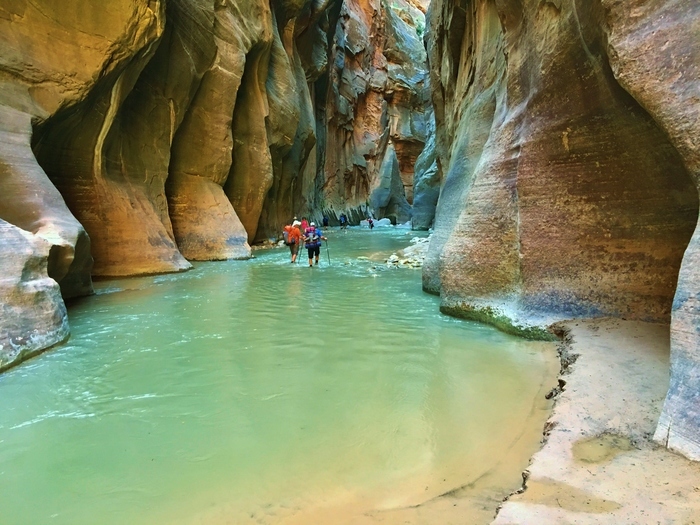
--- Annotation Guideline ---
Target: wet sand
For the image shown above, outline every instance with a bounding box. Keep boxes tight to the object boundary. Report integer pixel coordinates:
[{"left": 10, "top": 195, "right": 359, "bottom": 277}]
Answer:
[
  {"left": 181, "top": 343, "right": 560, "bottom": 525},
  {"left": 495, "top": 318, "right": 700, "bottom": 524}
]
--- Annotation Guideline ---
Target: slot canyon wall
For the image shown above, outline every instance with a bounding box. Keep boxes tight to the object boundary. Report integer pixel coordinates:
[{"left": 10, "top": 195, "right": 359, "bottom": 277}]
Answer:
[
  {"left": 313, "top": 0, "right": 433, "bottom": 226},
  {"left": 0, "top": 0, "right": 434, "bottom": 369},
  {"left": 424, "top": 0, "right": 700, "bottom": 459}
]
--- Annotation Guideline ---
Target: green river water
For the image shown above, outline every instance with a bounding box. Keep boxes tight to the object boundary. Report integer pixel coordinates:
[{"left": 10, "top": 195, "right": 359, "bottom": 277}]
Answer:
[{"left": 0, "top": 228, "right": 556, "bottom": 524}]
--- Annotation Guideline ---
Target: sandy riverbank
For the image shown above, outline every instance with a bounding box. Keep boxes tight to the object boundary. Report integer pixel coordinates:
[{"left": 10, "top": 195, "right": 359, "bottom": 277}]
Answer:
[{"left": 495, "top": 318, "right": 700, "bottom": 524}]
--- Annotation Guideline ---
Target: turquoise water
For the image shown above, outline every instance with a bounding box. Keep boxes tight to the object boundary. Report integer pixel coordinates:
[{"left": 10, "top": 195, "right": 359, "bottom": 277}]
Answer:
[{"left": 0, "top": 228, "right": 556, "bottom": 524}]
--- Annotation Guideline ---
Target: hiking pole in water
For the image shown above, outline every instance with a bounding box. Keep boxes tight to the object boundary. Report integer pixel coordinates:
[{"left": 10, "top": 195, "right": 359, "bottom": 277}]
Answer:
[{"left": 325, "top": 239, "right": 331, "bottom": 265}]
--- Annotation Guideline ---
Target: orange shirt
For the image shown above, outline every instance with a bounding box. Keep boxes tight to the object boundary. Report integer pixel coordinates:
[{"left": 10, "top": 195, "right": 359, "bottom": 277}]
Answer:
[{"left": 286, "top": 226, "right": 301, "bottom": 244}]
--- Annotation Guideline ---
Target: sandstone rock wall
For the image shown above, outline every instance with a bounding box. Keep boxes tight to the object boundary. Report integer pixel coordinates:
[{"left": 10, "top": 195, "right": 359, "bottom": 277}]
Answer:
[
  {"left": 316, "top": 0, "right": 432, "bottom": 224},
  {"left": 0, "top": 0, "right": 165, "bottom": 366},
  {"left": 0, "top": 220, "right": 69, "bottom": 371},
  {"left": 600, "top": 0, "right": 700, "bottom": 462},
  {"left": 411, "top": 106, "right": 439, "bottom": 230},
  {"left": 32, "top": 0, "right": 276, "bottom": 272},
  {"left": 425, "top": 0, "right": 700, "bottom": 458}
]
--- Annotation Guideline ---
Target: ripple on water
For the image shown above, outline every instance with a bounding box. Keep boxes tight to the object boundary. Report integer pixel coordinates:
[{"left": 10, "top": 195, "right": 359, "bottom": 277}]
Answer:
[{"left": 0, "top": 229, "right": 558, "bottom": 525}]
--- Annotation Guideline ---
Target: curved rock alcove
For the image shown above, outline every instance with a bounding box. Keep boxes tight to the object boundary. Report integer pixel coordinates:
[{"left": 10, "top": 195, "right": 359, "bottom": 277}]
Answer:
[{"left": 425, "top": 0, "right": 700, "bottom": 460}]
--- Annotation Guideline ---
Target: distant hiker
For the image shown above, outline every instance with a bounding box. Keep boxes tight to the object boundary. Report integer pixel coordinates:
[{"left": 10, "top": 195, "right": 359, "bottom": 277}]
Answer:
[
  {"left": 301, "top": 216, "right": 309, "bottom": 231},
  {"left": 304, "top": 222, "right": 327, "bottom": 267},
  {"left": 283, "top": 220, "right": 302, "bottom": 263},
  {"left": 323, "top": 215, "right": 329, "bottom": 227},
  {"left": 339, "top": 213, "right": 348, "bottom": 230},
  {"left": 367, "top": 217, "right": 374, "bottom": 230}
]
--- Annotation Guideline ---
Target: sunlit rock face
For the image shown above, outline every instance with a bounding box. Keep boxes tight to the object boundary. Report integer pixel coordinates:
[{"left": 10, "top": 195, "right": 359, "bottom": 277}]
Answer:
[
  {"left": 0, "top": 0, "right": 164, "bottom": 364},
  {"left": 32, "top": 0, "right": 267, "bottom": 271},
  {"left": 0, "top": 1, "right": 163, "bottom": 296},
  {"left": 426, "top": 0, "right": 699, "bottom": 458},
  {"left": 317, "top": 0, "right": 431, "bottom": 224}
]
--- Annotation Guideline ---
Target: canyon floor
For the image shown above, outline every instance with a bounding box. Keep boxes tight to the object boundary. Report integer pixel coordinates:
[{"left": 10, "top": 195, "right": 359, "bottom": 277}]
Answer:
[{"left": 495, "top": 318, "right": 700, "bottom": 525}]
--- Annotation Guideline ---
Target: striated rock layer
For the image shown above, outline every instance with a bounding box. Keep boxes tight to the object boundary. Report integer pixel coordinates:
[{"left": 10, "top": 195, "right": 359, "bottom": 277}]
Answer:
[
  {"left": 425, "top": 0, "right": 700, "bottom": 459},
  {"left": 314, "top": 0, "right": 432, "bottom": 225},
  {"left": 0, "top": 0, "right": 166, "bottom": 366}
]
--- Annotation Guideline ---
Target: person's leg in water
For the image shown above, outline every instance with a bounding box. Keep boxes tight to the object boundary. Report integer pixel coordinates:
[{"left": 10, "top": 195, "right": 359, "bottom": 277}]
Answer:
[
  {"left": 308, "top": 246, "right": 314, "bottom": 267},
  {"left": 314, "top": 245, "right": 320, "bottom": 265},
  {"left": 291, "top": 242, "right": 298, "bottom": 263}
]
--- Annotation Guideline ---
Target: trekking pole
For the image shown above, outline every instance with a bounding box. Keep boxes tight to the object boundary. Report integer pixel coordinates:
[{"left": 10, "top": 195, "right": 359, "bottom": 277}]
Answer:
[{"left": 325, "top": 239, "right": 331, "bottom": 265}]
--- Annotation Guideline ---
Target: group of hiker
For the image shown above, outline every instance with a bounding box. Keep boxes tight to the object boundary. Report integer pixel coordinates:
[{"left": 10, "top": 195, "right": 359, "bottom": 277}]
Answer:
[
  {"left": 282, "top": 213, "right": 375, "bottom": 265},
  {"left": 283, "top": 217, "right": 327, "bottom": 266}
]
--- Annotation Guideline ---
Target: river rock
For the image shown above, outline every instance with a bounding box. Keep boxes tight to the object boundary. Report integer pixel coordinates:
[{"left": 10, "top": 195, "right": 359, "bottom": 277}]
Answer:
[{"left": 386, "top": 235, "right": 430, "bottom": 268}]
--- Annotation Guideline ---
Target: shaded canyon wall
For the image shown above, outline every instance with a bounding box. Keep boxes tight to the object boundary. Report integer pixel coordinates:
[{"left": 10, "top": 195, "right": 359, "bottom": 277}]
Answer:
[
  {"left": 425, "top": 0, "right": 700, "bottom": 459},
  {"left": 314, "top": 0, "right": 435, "bottom": 226}
]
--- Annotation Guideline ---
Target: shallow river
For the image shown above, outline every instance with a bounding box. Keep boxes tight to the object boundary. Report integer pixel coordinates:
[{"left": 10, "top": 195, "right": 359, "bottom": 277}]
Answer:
[{"left": 0, "top": 228, "right": 557, "bottom": 524}]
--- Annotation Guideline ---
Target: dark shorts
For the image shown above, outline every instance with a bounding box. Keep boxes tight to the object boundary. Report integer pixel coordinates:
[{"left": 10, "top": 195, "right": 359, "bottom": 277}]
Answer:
[
  {"left": 288, "top": 242, "right": 298, "bottom": 255},
  {"left": 307, "top": 245, "right": 320, "bottom": 258}
]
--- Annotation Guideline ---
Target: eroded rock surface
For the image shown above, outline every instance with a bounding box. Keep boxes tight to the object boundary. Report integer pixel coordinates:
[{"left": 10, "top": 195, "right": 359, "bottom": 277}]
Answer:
[
  {"left": 0, "top": 0, "right": 166, "bottom": 369},
  {"left": 425, "top": 0, "right": 700, "bottom": 459},
  {"left": 427, "top": 0, "right": 697, "bottom": 327},
  {"left": 318, "top": 0, "right": 430, "bottom": 224},
  {"left": 601, "top": 0, "right": 700, "bottom": 463},
  {"left": 0, "top": 220, "right": 68, "bottom": 371},
  {"left": 0, "top": 1, "right": 166, "bottom": 295}
]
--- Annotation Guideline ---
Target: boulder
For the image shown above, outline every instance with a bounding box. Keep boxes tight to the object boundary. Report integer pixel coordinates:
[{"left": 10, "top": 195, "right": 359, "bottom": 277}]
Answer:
[{"left": 0, "top": 220, "right": 68, "bottom": 371}]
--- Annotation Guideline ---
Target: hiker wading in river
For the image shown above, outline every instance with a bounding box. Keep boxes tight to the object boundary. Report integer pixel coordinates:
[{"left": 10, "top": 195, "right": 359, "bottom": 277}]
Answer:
[
  {"left": 304, "top": 222, "right": 327, "bottom": 267},
  {"left": 283, "top": 220, "right": 302, "bottom": 263}
]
